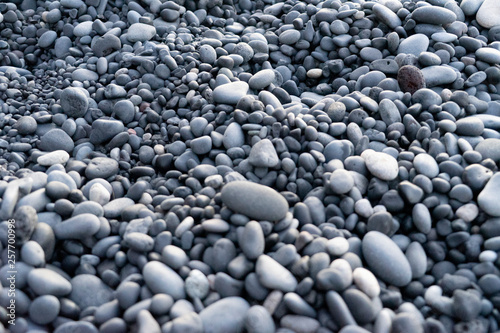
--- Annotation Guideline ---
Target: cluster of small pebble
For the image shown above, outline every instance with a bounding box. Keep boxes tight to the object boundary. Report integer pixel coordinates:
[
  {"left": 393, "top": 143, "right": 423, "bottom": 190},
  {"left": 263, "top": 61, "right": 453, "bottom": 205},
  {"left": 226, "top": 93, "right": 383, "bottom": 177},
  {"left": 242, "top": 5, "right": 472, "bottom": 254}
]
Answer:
[{"left": 1, "top": 0, "right": 500, "bottom": 332}]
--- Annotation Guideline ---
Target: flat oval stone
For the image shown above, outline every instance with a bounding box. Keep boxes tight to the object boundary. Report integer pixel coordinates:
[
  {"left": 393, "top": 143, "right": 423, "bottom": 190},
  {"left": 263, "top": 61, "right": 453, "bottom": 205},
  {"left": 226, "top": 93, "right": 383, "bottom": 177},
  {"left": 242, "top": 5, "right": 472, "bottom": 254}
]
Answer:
[
  {"left": 421, "top": 66, "right": 457, "bottom": 87},
  {"left": 411, "top": 6, "right": 457, "bottom": 25},
  {"left": 476, "top": 47, "right": 500, "bottom": 64},
  {"left": 200, "top": 297, "right": 250, "bottom": 333},
  {"left": 221, "top": 181, "right": 289, "bottom": 221},
  {"left": 362, "top": 231, "right": 412, "bottom": 287},
  {"left": 127, "top": 23, "right": 156, "bottom": 42},
  {"left": 213, "top": 81, "right": 249, "bottom": 104},
  {"left": 143, "top": 261, "right": 186, "bottom": 300},
  {"left": 54, "top": 214, "right": 101, "bottom": 240},
  {"left": 478, "top": 173, "right": 500, "bottom": 217}
]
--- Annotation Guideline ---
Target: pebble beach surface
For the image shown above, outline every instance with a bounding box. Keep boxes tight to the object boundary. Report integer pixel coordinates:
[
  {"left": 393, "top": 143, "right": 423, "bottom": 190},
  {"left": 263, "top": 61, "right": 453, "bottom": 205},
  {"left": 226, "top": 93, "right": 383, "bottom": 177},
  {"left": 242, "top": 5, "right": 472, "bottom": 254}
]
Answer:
[{"left": 0, "top": 0, "right": 500, "bottom": 332}]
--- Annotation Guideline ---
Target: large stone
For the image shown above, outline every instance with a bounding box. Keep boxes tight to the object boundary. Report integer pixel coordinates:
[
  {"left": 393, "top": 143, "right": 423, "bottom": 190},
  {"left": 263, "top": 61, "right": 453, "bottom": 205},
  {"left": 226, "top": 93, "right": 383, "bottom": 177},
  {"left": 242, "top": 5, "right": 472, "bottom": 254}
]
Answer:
[
  {"left": 69, "top": 274, "right": 114, "bottom": 310},
  {"left": 478, "top": 173, "right": 500, "bottom": 217},
  {"left": 362, "top": 231, "right": 412, "bottom": 287},
  {"left": 361, "top": 149, "right": 399, "bottom": 181},
  {"left": 477, "top": 0, "right": 500, "bottom": 28},
  {"left": 199, "top": 297, "right": 250, "bottom": 333},
  {"left": 127, "top": 23, "right": 156, "bottom": 42},
  {"left": 398, "top": 34, "right": 429, "bottom": 57},
  {"left": 248, "top": 139, "right": 279, "bottom": 168},
  {"left": 213, "top": 81, "right": 249, "bottom": 104},
  {"left": 421, "top": 66, "right": 457, "bottom": 87},
  {"left": 256, "top": 255, "right": 297, "bottom": 292},
  {"left": 143, "top": 261, "right": 186, "bottom": 300},
  {"left": 221, "top": 181, "right": 289, "bottom": 221}
]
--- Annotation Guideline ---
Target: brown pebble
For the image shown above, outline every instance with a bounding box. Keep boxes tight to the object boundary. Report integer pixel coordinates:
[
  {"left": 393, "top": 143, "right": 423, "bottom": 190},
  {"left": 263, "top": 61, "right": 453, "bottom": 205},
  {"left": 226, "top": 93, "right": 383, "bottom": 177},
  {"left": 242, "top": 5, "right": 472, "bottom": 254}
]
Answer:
[{"left": 397, "top": 65, "right": 426, "bottom": 94}]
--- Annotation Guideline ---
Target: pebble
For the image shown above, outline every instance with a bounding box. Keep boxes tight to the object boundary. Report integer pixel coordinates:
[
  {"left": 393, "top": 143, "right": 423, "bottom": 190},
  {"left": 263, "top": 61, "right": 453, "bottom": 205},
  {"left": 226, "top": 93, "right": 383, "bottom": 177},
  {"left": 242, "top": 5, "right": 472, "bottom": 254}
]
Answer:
[
  {"left": 54, "top": 213, "right": 101, "bottom": 240},
  {"left": 413, "top": 153, "right": 439, "bottom": 178},
  {"left": 199, "top": 297, "right": 250, "bottom": 333},
  {"left": 15, "top": 116, "right": 37, "bottom": 135},
  {"left": 361, "top": 149, "right": 399, "bottom": 181},
  {"left": 39, "top": 129, "right": 74, "bottom": 153},
  {"left": 379, "top": 98, "right": 401, "bottom": 125},
  {"left": 248, "top": 139, "right": 279, "bottom": 168},
  {"left": 213, "top": 81, "right": 249, "bottom": 104},
  {"left": 27, "top": 268, "right": 72, "bottom": 296},
  {"left": 256, "top": 255, "right": 297, "bottom": 292},
  {"left": 421, "top": 66, "right": 457, "bottom": 87},
  {"left": 476, "top": 0, "right": 500, "bottom": 28},
  {"left": 411, "top": 6, "right": 457, "bottom": 25},
  {"left": 0, "top": 0, "right": 498, "bottom": 331},
  {"left": 362, "top": 231, "right": 412, "bottom": 287},
  {"left": 143, "top": 261, "right": 186, "bottom": 300},
  {"left": 397, "top": 65, "right": 426, "bottom": 94},
  {"left": 127, "top": 23, "right": 156, "bottom": 42},
  {"left": 249, "top": 69, "right": 275, "bottom": 90},
  {"left": 398, "top": 34, "right": 429, "bottom": 57},
  {"left": 37, "top": 150, "right": 70, "bottom": 166},
  {"left": 70, "top": 274, "right": 114, "bottom": 309},
  {"left": 478, "top": 173, "right": 500, "bottom": 217},
  {"left": 29, "top": 295, "right": 60, "bottom": 325},
  {"left": 245, "top": 305, "right": 275, "bottom": 333},
  {"left": 221, "top": 181, "right": 289, "bottom": 221},
  {"left": 372, "top": 4, "right": 402, "bottom": 29}
]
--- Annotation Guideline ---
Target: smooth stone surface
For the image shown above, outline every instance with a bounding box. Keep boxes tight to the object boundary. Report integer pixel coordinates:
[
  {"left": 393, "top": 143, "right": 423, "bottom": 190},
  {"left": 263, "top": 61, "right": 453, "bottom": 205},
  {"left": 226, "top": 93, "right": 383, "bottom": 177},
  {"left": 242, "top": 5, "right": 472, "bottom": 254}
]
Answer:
[
  {"left": 199, "top": 297, "right": 250, "bottom": 333},
  {"left": 421, "top": 66, "right": 457, "bottom": 87},
  {"left": 70, "top": 274, "right": 114, "bottom": 309},
  {"left": 39, "top": 129, "right": 74, "bottom": 153},
  {"left": 27, "top": 268, "right": 72, "bottom": 296},
  {"left": 361, "top": 149, "right": 399, "bottom": 181},
  {"left": 476, "top": 48, "right": 500, "bottom": 64},
  {"left": 221, "top": 181, "right": 289, "bottom": 221},
  {"left": 379, "top": 98, "right": 401, "bottom": 125},
  {"left": 398, "top": 34, "right": 429, "bottom": 57},
  {"left": 85, "top": 157, "right": 119, "bottom": 180},
  {"left": 38, "top": 150, "right": 70, "bottom": 166},
  {"left": 213, "top": 81, "right": 249, "bottom": 104},
  {"left": 127, "top": 23, "right": 156, "bottom": 42},
  {"left": 475, "top": 138, "right": 500, "bottom": 162},
  {"left": 248, "top": 139, "right": 279, "bottom": 168},
  {"left": 411, "top": 6, "right": 457, "bottom": 25},
  {"left": 249, "top": 69, "right": 275, "bottom": 90},
  {"left": 143, "top": 261, "right": 186, "bottom": 300},
  {"left": 29, "top": 295, "right": 60, "bottom": 325},
  {"left": 256, "top": 255, "right": 297, "bottom": 292},
  {"left": 477, "top": 0, "right": 500, "bottom": 28},
  {"left": 245, "top": 305, "right": 275, "bottom": 333},
  {"left": 372, "top": 4, "right": 402, "bottom": 29},
  {"left": 478, "top": 173, "right": 500, "bottom": 217},
  {"left": 413, "top": 153, "right": 439, "bottom": 178},
  {"left": 362, "top": 231, "right": 412, "bottom": 287},
  {"left": 54, "top": 213, "right": 101, "bottom": 240}
]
